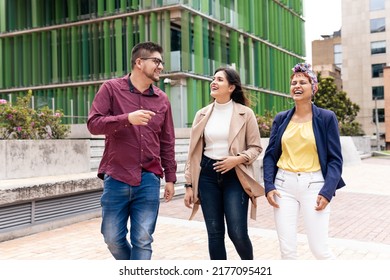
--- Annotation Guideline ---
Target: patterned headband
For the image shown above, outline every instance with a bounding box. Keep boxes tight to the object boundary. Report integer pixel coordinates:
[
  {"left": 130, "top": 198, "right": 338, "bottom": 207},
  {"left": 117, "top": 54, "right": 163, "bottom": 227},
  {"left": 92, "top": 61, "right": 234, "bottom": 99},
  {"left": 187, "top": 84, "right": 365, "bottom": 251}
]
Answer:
[{"left": 292, "top": 63, "right": 318, "bottom": 85}]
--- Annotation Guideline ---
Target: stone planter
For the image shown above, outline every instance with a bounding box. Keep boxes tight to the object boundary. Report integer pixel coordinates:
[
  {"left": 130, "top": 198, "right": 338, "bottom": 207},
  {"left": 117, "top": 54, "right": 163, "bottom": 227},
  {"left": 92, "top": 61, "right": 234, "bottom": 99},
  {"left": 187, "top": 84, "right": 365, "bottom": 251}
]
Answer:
[{"left": 0, "top": 140, "right": 90, "bottom": 180}]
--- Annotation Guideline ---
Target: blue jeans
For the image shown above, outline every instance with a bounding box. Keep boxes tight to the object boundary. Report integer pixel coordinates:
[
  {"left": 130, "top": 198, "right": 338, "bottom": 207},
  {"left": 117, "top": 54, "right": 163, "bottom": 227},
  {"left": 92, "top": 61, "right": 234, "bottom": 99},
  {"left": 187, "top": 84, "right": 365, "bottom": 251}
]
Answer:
[
  {"left": 198, "top": 155, "right": 253, "bottom": 260},
  {"left": 100, "top": 172, "right": 160, "bottom": 260}
]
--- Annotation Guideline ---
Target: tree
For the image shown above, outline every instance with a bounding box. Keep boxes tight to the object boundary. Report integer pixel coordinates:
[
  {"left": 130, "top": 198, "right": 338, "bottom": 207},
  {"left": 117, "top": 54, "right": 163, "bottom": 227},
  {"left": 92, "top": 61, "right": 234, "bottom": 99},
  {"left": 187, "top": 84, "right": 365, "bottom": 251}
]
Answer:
[{"left": 313, "top": 75, "right": 364, "bottom": 136}]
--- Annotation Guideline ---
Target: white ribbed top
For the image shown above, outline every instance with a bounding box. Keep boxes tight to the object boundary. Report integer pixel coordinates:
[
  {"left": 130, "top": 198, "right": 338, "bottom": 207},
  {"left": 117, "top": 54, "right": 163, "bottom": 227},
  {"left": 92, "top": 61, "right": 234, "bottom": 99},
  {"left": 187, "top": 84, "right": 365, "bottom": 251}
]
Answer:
[{"left": 203, "top": 99, "right": 233, "bottom": 160}]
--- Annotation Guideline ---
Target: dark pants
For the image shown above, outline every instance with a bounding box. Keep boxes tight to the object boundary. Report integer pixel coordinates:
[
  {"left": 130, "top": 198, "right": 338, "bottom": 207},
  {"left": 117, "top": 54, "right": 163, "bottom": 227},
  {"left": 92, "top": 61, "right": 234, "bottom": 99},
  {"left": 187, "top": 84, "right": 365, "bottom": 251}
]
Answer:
[{"left": 198, "top": 155, "right": 253, "bottom": 260}]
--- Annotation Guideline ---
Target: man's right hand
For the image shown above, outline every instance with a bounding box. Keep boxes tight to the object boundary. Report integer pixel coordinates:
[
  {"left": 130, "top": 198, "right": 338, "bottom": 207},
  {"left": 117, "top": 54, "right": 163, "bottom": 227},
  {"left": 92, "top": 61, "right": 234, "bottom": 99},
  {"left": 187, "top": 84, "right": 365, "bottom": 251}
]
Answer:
[{"left": 128, "top": 110, "right": 156, "bottom": 125}]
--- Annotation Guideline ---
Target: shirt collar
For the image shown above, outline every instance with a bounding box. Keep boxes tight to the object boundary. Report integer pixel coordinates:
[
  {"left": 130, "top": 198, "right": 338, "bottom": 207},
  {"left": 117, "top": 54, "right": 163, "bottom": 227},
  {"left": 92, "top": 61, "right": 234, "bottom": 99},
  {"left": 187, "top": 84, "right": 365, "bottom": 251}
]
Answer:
[{"left": 127, "top": 74, "right": 157, "bottom": 96}]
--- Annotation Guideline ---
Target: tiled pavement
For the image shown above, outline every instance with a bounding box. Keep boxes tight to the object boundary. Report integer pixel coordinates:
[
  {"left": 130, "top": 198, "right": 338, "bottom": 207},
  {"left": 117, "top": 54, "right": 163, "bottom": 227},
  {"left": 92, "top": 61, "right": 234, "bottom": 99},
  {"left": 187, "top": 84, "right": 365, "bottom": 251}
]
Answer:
[{"left": 0, "top": 157, "right": 390, "bottom": 260}]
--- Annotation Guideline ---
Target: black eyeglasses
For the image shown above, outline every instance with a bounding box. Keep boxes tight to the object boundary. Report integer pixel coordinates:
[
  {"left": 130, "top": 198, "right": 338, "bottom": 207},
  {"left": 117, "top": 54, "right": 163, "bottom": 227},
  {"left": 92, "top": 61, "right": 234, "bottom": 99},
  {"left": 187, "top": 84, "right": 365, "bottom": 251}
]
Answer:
[{"left": 140, "top": 57, "right": 164, "bottom": 67}]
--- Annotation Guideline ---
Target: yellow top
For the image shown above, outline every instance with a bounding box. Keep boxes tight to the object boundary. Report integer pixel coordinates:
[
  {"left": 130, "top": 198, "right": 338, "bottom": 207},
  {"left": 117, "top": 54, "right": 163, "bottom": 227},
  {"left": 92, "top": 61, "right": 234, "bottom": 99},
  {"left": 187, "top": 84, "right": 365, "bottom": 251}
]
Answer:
[{"left": 277, "top": 120, "right": 321, "bottom": 172}]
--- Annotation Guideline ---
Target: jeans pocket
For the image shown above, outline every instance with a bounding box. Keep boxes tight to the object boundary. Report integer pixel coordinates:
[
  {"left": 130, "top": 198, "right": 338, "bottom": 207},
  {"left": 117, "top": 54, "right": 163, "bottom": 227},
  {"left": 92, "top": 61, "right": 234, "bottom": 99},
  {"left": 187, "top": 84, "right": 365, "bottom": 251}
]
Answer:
[
  {"left": 307, "top": 180, "right": 324, "bottom": 189},
  {"left": 274, "top": 177, "right": 285, "bottom": 188}
]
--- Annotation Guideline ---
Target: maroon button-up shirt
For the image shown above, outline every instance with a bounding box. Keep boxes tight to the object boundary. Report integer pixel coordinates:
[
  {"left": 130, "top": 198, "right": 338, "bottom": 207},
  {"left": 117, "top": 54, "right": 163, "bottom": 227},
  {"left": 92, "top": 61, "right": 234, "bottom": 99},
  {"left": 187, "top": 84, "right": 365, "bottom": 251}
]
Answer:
[{"left": 87, "top": 74, "right": 177, "bottom": 186}]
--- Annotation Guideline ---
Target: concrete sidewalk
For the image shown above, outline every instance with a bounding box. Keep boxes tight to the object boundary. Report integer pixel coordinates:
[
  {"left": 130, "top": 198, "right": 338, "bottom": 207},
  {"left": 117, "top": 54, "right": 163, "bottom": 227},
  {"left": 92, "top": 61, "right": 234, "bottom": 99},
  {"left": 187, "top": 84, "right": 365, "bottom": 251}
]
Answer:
[{"left": 0, "top": 156, "right": 390, "bottom": 260}]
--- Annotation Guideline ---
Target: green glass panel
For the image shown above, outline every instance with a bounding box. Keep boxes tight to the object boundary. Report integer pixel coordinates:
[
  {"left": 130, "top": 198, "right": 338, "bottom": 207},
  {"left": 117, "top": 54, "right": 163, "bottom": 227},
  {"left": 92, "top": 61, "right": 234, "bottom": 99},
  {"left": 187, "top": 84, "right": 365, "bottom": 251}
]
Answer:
[
  {"left": 66, "top": 87, "right": 74, "bottom": 124},
  {"left": 244, "top": 0, "right": 250, "bottom": 32},
  {"left": 115, "top": 19, "right": 123, "bottom": 76},
  {"left": 142, "top": 0, "right": 152, "bottom": 9},
  {"left": 55, "top": 88, "right": 63, "bottom": 116},
  {"left": 91, "top": 23, "right": 100, "bottom": 79},
  {"left": 150, "top": 12, "right": 158, "bottom": 42},
  {"left": 54, "top": 0, "right": 63, "bottom": 24},
  {"left": 213, "top": 24, "right": 221, "bottom": 70},
  {"left": 31, "top": 33, "right": 39, "bottom": 85},
  {"left": 181, "top": 10, "right": 190, "bottom": 71},
  {"left": 229, "top": 31, "right": 238, "bottom": 66},
  {"left": 87, "top": 86, "right": 96, "bottom": 113},
  {"left": 247, "top": 37, "right": 254, "bottom": 86},
  {"left": 186, "top": 79, "right": 196, "bottom": 124},
  {"left": 12, "top": 36, "right": 20, "bottom": 87},
  {"left": 193, "top": 16, "right": 203, "bottom": 74},
  {"left": 202, "top": 80, "right": 210, "bottom": 107},
  {"left": 41, "top": 32, "right": 48, "bottom": 85},
  {"left": 68, "top": 0, "right": 77, "bottom": 21},
  {"left": 202, "top": 19, "right": 209, "bottom": 76},
  {"left": 22, "top": 35, "right": 31, "bottom": 86},
  {"left": 61, "top": 28, "right": 68, "bottom": 82},
  {"left": 223, "top": 0, "right": 230, "bottom": 23},
  {"left": 127, "top": 17, "right": 134, "bottom": 70},
  {"left": 162, "top": 11, "right": 171, "bottom": 70},
  {"left": 238, "top": 34, "right": 245, "bottom": 80},
  {"left": 106, "top": 0, "right": 115, "bottom": 13},
  {"left": 200, "top": 0, "right": 209, "bottom": 14},
  {"left": 120, "top": 0, "right": 127, "bottom": 12},
  {"left": 130, "top": 0, "right": 139, "bottom": 11},
  {"left": 97, "top": 0, "right": 104, "bottom": 17},
  {"left": 71, "top": 26, "right": 78, "bottom": 80},
  {"left": 81, "top": 25, "right": 89, "bottom": 80},
  {"left": 138, "top": 15, "right": 146, "bottom": 42},
  {"left": 76, "top": 87, "right": 85, "bottom": 124},
  {"left": 0, "top": 0, "right": 5, "bottom": 32},
  {"left": 103, "top": 21, "right": 111, "bottom": 78},
  {"left": 31, "top": 0, "right": 38, "bottom": 28}
]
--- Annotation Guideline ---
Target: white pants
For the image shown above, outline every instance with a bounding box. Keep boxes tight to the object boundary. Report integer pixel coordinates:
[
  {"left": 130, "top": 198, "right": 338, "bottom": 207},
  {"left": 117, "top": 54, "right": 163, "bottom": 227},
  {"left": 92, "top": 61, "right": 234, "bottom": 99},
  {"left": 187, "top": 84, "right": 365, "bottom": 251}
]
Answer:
[{"left": 273, "top": 169, "right": 335, "bottom": 260}]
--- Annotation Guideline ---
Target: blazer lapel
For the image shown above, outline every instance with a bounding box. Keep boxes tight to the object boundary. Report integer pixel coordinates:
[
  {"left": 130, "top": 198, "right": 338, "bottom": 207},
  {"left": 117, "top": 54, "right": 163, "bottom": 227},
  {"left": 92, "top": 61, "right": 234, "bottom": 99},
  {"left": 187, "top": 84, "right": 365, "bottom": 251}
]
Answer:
[
  {"left": 188, "top": 104, "right": 213, "bottom": 157},
  {"left": 228, "top": 102, "right": 245, "bottom": 148}
]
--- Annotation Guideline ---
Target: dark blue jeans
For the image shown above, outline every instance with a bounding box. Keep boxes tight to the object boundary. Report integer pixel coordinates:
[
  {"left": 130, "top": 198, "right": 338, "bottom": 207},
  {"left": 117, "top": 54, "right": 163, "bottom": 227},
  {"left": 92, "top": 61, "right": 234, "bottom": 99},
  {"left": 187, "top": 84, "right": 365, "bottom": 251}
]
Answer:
[
  {"left": 100, "top": 172, "right": 160, "bottom": 260},
  {"left": 198, "top": 155, "right": 253, "bottom": 260}
]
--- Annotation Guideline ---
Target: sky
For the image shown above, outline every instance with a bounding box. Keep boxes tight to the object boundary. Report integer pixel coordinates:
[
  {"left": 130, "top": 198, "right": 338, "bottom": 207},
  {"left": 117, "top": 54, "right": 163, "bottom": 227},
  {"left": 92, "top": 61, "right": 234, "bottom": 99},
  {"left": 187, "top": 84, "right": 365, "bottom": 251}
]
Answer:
[{"left": 303, "top": 0, "right": 342, "bottom": 63}]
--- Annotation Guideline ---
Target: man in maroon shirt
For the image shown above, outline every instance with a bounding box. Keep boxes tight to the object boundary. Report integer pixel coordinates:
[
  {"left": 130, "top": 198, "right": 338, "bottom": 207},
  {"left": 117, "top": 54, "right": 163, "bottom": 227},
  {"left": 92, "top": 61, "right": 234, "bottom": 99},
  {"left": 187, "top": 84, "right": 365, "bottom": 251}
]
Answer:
[{"left": 87, "top": 42, "right": 177, "bottom": 260}]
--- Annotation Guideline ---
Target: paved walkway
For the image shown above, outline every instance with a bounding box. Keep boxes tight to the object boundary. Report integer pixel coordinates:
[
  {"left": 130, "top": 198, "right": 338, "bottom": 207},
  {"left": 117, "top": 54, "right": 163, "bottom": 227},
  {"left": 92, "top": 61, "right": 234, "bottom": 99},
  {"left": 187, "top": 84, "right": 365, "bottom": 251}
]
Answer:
[{"left": 1, "top": 157, "right": 390, "bottom": 260}]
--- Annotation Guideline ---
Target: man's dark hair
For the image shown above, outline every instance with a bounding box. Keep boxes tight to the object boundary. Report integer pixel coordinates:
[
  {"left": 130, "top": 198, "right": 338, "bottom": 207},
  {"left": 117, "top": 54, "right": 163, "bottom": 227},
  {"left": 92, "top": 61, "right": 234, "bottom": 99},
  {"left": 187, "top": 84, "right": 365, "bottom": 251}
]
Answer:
[{"left": 131, "top": 42, "right": 163, "bottom": 68}]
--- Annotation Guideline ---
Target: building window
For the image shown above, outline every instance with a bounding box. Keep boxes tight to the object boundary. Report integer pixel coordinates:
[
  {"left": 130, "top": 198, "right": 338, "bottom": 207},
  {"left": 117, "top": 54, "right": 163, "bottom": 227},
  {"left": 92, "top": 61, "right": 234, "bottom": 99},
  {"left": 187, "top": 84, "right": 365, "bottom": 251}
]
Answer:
[
  {"left": 372, "top": 86, "right": 384, "bottom": 100},
  {"left": 371, "top": 41, "right": 386, "bottom": 54},
  {"left": 372, "top": 63, "right": 386, "bottom": 77},
  {"left": 334, "top": 44, "right": 342, "bottom": 68},
  {"left": 370, "top": 18, "right": 386, "bottom": 33},
  {"left": 372, "top": 108, "right": 385, "bottom": 123},
  {"left": 370, "top": 0, "right": 385, "bottom": 11}
]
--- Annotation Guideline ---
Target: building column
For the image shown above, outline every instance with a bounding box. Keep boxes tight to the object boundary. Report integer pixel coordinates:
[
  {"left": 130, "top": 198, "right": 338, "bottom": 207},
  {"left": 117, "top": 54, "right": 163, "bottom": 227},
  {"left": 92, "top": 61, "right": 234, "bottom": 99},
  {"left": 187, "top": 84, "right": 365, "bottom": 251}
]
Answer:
[{"left": 384, "top": 66, "right": 390, "bottom": 150}]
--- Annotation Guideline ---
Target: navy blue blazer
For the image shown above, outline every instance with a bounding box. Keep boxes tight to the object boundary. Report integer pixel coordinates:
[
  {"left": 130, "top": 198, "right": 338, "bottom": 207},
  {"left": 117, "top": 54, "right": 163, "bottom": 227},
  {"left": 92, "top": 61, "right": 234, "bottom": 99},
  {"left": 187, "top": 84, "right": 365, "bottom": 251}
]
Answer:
[{"left": 263, "top": 104, "right": 346, "bottom": 202}]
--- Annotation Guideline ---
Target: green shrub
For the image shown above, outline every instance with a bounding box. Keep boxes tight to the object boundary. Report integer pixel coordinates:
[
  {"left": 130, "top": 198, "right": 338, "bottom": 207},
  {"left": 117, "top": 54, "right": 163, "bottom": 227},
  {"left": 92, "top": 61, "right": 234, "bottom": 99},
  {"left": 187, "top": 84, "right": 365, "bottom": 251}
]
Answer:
[{"left": 0, "top": 90, "right": 70, "bottom": 139}]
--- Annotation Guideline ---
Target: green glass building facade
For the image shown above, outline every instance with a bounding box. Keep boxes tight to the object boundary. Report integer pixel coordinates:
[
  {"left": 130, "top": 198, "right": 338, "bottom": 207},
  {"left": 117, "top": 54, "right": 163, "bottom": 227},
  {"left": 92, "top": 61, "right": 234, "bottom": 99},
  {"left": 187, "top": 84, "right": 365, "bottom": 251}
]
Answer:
[{"left": 0, "top": 0, "right": 305, "bottom": 127}]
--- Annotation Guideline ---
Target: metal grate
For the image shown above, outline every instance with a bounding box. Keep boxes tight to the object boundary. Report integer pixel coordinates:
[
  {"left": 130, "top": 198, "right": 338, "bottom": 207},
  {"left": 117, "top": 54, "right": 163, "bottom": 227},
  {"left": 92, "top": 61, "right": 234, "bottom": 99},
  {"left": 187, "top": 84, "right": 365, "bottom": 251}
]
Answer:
[
  {"left": 0, "top": 203, "right": 32, "bottom": 230},
  {"left": 0, "top": 191, "right": 102, "bottom": 232},
  {"left": 35, "top": 191, "right": 102, "bottom": 222}
]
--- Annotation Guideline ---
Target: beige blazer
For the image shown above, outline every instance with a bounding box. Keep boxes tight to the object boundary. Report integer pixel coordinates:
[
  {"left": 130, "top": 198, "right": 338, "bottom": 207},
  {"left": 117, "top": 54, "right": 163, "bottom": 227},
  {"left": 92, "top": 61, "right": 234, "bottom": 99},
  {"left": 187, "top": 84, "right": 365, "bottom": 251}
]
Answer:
[{"left": 184, "top": 101, "right": 264, "bottom": 220}]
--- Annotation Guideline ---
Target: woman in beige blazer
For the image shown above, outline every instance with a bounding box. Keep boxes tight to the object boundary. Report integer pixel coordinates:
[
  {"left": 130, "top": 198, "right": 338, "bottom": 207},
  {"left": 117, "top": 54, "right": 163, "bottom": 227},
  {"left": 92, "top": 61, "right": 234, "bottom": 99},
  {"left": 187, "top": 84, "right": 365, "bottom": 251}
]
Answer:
[{"left": 183, "top": 67, "right": 264, "bottom": 260}]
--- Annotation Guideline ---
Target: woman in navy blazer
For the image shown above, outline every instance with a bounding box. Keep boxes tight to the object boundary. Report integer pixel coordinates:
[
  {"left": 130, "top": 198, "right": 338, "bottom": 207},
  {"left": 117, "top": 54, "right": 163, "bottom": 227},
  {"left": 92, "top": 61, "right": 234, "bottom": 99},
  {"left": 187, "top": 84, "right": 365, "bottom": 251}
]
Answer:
[{"left": 263, "top": 63, "right": 345, "bottom": 259}]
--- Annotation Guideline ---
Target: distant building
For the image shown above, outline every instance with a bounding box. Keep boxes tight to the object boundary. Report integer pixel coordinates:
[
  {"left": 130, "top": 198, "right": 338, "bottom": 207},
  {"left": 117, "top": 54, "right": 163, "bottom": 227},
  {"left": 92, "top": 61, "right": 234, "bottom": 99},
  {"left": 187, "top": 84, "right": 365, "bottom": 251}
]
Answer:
[
  {"left": 384, "top": 66, "right": 390, "bottom": 149},
  {"left": 312, "top": 31, "right": 343, "bottom": 91},
  {"left": 341, "top": 0, "right": 389, "bottom": 141}
]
